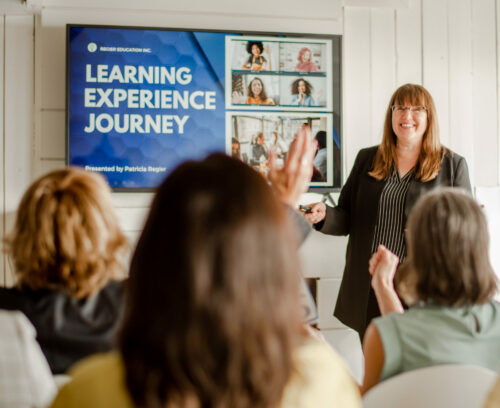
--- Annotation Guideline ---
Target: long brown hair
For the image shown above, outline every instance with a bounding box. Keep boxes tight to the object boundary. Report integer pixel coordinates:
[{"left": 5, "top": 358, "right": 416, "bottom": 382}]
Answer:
[
  {"left": 369, "top": 83, "right": 444, "bottom": 182},
  {"left": 120, "top": 154, "right": 304, "bottom": 408},
  {"left": 397, "top": 188, "right": 497, "bottom": 306},
  {"left": 247, "top": 77, "right": 269, "bottom": 101},
  {"left": 4, "top": 168, "right": 127, "bottom": 298}
]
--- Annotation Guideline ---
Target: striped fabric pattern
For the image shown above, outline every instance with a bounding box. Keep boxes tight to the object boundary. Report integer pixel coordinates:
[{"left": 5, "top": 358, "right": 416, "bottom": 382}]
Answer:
[{"left": 371, "top": 170, "right": 413, "bottom": 261}]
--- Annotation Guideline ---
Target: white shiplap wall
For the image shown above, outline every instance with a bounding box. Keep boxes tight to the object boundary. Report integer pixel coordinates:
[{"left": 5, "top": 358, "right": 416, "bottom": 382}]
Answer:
[{"left": 1, "top": 15, "right": 34, "bottom": 286}]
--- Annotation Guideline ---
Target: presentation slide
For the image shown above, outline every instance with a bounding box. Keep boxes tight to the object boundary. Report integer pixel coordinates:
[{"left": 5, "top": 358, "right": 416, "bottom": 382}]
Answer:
[{"left": 67, "top": 26, "right": 340, "bottom": 190}]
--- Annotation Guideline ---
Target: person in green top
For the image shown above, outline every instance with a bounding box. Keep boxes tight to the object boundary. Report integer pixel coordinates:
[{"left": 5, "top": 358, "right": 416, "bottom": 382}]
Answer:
[{"left": 362, "top": 188, "right": 500, "bottom": 395}]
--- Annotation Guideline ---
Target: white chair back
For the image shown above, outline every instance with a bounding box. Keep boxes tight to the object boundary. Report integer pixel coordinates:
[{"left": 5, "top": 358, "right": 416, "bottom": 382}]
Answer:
[
  {"left": 0, "top": 310, "right": 57, "bottom": 408},
  {"left": 363, "top": 364, "right": 498, "bottom": 408}
]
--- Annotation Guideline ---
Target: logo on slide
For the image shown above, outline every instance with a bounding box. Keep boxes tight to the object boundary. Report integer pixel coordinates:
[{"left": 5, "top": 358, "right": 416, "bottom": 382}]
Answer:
[{"left": 87, "top": 43, "right": 97, "bottom": 53}]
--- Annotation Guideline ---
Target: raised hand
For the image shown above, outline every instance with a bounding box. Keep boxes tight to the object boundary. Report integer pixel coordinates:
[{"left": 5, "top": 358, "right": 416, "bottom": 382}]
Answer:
[
  {"left": 268, "top": 125, "right": 316, "bottom": 208},
  {"left": 368, "top": 245, "right": 403, "bottom": 315}
]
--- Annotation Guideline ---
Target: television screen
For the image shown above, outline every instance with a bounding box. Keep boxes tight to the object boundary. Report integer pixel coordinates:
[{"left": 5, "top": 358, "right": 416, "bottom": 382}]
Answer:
[{"left": 66, "top": 25, "right": 342, "bottom": 191}]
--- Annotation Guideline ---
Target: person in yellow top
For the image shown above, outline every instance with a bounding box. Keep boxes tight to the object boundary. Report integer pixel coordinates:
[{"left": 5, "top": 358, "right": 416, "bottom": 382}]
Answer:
[{"left": 51, "top": 129, "right": 360, "bottom": 408}]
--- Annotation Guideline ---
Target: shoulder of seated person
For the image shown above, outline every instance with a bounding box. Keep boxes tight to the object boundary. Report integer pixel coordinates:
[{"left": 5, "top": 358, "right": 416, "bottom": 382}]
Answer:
[
  {"left": 67, "top": 351, "right": 123, "bottom": 384},
  {"left": 294, "top": 337, "right": 347, "bottom": 371},
  {"left": 288, "top": 338, "right": 361, "bottom": 406}
]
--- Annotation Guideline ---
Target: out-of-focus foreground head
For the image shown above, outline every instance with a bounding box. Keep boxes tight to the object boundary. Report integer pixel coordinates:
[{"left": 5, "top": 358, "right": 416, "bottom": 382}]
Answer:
[
  {"left": 4, "top": 167, "right": 128, "bottom": 298},
  {"left": 398, "top": 188, "right": 497, "bottom": 306},
  {"left": 121, "top": 153, "right": 304, "bottom": 408}
]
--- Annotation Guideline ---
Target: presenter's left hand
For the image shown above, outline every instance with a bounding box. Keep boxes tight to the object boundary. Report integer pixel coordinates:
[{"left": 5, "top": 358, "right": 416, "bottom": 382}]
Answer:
[{"left": 269, "top": 125, "right": 315, "bottom": 207}]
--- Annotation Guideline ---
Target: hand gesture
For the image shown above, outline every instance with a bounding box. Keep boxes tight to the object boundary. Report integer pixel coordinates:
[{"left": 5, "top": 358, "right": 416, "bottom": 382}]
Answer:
[
  {"left": 368, "top": 245, "right": 399, "bottom": 293},
  {"left": 268, "top": 125, "right": 316, "bottom": 207},
  {"left": 303, "top": 202, "right": 326, "bottom": 224},
  {"left": 232, "top": 91, "right": 243, "bottom": 104}
]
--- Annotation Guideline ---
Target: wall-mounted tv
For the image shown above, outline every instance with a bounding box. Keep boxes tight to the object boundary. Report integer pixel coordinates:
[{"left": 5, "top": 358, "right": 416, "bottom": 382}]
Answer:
[{"left": 66, "top": 24, "right": 342, "bottom": 191}]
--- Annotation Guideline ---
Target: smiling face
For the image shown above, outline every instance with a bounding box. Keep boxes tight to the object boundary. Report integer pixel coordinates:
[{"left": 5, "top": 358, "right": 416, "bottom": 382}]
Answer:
[
  {"left": 301, "top": 50, "right": 311, "bottom": 62},
  {"left": 297, "top": 80, "right": 306, "bottom": 95},
  {"left": 251, "top": 44, "right": 261, "bottom": 57},
  {"left": 391, "top": 101, "right": 428, "bottom": 146},
  {"left": 251, "top": 79, "right": 262, "bottom": 97}
]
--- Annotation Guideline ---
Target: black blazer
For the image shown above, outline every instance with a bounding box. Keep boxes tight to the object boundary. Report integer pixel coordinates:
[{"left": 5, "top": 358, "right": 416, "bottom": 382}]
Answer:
[{"left": 319, "top": 146, "right": 471, "bottom": 338}]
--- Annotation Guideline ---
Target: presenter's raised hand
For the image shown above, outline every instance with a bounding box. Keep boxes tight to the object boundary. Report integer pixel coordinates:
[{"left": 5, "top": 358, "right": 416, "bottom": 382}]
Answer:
[
  {"left": 269, "top": 125, "right": 315, "bottom": 208},
  {"left": 303, "top": 202, "right": 326, "bottom": 224}
]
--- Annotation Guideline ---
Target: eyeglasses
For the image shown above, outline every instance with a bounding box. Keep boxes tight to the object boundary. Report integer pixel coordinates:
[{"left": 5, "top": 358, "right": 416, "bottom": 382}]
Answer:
[{"left": 391, "top": 105, "right": 427, "bottom": 114}]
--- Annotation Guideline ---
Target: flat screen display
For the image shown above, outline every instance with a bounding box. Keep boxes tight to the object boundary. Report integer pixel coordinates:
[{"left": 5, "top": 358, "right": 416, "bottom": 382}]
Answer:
[{"left": 66, "top": 25, "right": 342, "bottom": 190}]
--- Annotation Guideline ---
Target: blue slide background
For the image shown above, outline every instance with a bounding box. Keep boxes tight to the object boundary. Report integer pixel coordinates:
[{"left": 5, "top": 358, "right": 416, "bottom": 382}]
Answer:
[{"left": 69, "top": 27, "right": 234, "bottom": 188}]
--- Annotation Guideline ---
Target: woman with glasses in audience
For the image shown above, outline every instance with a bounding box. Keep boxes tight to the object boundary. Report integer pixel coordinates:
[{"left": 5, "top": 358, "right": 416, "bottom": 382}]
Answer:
[
  {"left": 362, "top": 189, "right": 500, "bottom": 394},
  {"left": 50, "top": 130, "right": 362, "bottom": 408},
  {"left": 303, "top": 84, "right": 471, "bottom": 341},
  {"left": 0, "top": 168, "right": 128, "bottom": 374}
]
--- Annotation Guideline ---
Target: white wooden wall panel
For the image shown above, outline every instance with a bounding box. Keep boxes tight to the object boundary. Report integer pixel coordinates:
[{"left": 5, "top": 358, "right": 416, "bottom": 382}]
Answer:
[
  {"left": 317, "top": 278, "right": 344, "bottom": 329},
  {"left": 395, "top": 0, "right": 422, "bottom": 85},
  {"left": 343, "top": 8, "right": 371, "bottom": 173},
  {"left": 497, "top": 0, "right": 500, "bottom": 186},
  {"left": 370, "top": 8, "right": 396, "bottom": 145},
  {"left": 447, "top": 0, "right": 474, "bottom": 174},
  {"left": 4, "top": 15, "right": 34, "bottom": 287},
  {"left": 40, "top": 9, "right": 343, "bottom": 35},
  {"left": 115, "top": 208, "right": 150, "bottom": 233},
  {"left": 0, "top": 17, "right": 4, "bottom": 285},
  {"left": 41, "top": 110, "right": 65, "bottom": 158},
  {"left": 39, "top": 24, "right": 64, "bottom": 109},
  {"left": 422, "top": 0, "right": 449, "bottom": 147},
  {"left": 39, "top": 159, "right": 65, "bottom": 174},
  {"left": 472, "top": 0, "right": 498, "bottom": 187},
  {"left": 38, "top": 0, "right": 343, "bottom": 21},
  {"left": 299, "top": 231, "right": 347, "bottom": 279}
]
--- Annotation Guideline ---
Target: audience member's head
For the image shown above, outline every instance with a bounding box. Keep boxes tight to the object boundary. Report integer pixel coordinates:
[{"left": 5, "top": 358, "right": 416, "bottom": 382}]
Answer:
[
  {"left": 4, "top": 167, "right": 128, "bottom": 298},
  {"left": 119, "top": 154, "right": 304, "bottom": 408},
  {"left": 397, "top": 188, "right": 497, "bottom": 306},
  {"left": 315, "top": 130, "right": 327, "bottom": 150}
]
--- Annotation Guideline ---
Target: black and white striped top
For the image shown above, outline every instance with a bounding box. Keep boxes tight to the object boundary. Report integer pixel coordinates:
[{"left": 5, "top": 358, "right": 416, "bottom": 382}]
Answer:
[{"left": 371, "top": 169, "right": 413, "bottom": 261}]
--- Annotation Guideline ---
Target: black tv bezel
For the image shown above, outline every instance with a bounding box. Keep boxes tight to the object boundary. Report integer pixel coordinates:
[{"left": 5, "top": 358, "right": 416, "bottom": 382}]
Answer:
[{"left": 65, "top": 23, "right": 343, "bottom": 192}]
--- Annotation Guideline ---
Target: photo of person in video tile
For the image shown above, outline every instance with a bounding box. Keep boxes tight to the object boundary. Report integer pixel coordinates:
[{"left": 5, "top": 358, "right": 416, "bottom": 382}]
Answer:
[
  {"left": 289, "top": 78, "right": 316, "bottom": 107},
  {"left": 242, "top": 41, "right": 270, "bottom": 71},
  {"left": 244, "top": 77, "right": 275, "bottom": 105},
  {"left": 295, "top": 47, "right": 319, "bottom": 73}
]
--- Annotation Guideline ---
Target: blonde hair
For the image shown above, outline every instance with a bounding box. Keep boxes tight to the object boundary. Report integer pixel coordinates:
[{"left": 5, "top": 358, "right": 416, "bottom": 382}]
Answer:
[
  {"left": 369, "top": 83, "right": 444, "bottom": 182},
  {"left": 397, "top": 188, "right": 497, "bottom": 306},
  {"left": 4, "top": 168, "right": 128, "bottom": 298}
]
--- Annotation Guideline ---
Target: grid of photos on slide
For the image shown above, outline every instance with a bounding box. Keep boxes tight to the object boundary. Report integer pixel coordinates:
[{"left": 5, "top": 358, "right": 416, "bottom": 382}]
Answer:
[{"left": 225, "top": 36, "right": 334, "bottom": 186}]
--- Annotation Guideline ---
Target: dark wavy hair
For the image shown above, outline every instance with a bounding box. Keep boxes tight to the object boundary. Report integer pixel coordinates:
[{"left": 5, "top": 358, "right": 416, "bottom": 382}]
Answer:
[
  {"left": 397, "top": 188, "right": 497, "bottom": 307},
  {"left": 120, "top": 154, "right": 304, "bottom": 408},
  {"left": 246, "top": 41, "right": 263, "bottom": 54},
  {"left": 315, "top": 130, "right": 327, "bottom": 150},
  {"left": 291, "top": 78, "right": 313, "bottom": 96},
  {"left": 247, "top": 77, "right": 269, "bottom": 100}
]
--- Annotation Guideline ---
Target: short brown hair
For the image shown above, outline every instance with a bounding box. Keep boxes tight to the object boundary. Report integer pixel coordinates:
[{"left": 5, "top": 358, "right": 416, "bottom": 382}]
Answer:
[
  {"left": 369, "top": 83, "right": 444, "bottom": 182},
  {"left": 397, "top": 188, "right": 497, "bottom": 306},
  {"left": 4, "top": 168, "right": 128, "bottom": 298},
  {"left": 120, "top": 154, "right": 304, "bottom": 408}
]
